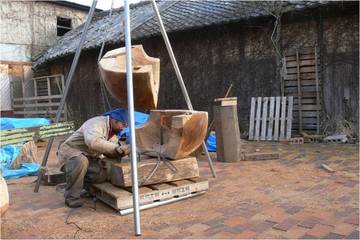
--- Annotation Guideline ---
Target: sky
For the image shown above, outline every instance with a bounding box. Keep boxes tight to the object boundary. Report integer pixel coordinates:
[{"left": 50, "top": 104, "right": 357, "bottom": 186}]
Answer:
[{"left": 66, "top": 0, "right": 142, "bottom": 10}]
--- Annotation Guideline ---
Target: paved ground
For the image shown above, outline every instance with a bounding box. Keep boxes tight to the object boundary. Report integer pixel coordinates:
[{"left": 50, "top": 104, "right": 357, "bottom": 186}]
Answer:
[{"left": 1, "top": 139, "right": 359, "bottom": 239}]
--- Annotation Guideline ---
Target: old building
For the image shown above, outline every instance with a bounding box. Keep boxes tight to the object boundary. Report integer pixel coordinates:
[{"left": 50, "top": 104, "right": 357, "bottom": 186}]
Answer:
[
  {"left": 34, "top": 1, "right": 359, "bottom": 137},
  {"left": 0, "top": 1, "right": 99, "bottom": 116}
]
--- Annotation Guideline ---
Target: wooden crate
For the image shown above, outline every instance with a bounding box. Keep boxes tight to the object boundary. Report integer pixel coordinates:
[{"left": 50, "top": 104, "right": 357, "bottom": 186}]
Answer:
[
  {"left": 248, "top": 96, "right": 293, "bottom": 141},
  {"left": 90, "top": 178, "right": 209, "bottom": 211}
]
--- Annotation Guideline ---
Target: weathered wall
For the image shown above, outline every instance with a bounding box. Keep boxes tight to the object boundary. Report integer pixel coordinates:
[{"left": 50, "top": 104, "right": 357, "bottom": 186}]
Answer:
[
  {"left": 0, "top": 1, "right": 87, "bottom": 112},
  {"left": 45, "top": 4, "right": 359, "bottom": 137},
  {"left": 0, "top": 1, "right": 87, "bottom": 60}
]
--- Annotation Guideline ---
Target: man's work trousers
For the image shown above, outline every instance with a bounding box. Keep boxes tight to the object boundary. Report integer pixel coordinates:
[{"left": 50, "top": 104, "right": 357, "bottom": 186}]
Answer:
[{"left": 64, "top": 154, "right": 107, "bottom": 203}]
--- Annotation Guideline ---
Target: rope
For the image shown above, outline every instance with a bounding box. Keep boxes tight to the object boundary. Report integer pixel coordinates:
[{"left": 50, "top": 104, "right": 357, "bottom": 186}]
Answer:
[{"left": 137, "top": 150, "right": 178, "bottom": 185}]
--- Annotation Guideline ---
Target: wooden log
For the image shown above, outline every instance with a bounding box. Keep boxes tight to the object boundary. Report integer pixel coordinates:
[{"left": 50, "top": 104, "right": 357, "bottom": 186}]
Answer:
[
  {"left": 110, "top": 156, "right": 199, "bottom": 187},
  {"left": 99, "top": 45, "right": 160, "bottom": 110},
  {"left": 213, "top": 97, "right": 241, "bottom": 162},
  {"left": 136, "top": 109, "right": 208, "bottom": 159}
]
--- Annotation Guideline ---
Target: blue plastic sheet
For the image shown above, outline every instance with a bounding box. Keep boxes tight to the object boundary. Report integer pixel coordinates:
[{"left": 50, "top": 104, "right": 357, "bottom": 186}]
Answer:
[
  {"left": 0, "top": 117, "right": 50, "bottom": 130},
  {"left": 0, "top": 145, "right": 21, "bottom": 171},
  {"left": 0, "top": 117, "right": 48, "bottom": 179},
  {"left": 206, "top": 133, "right": 216, "bottom": 152},
  {"left": 2, "top": 162, "right": 40, "bottom": 179}
]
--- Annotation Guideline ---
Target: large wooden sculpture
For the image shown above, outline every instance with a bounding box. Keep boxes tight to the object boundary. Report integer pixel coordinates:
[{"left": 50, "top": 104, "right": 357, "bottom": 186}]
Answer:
[
  {"left": 98, "top": 45, "right": 160, "bottom": 110},
  {"left": 136, "top": 110, "right": 208, "bottom": 159}
]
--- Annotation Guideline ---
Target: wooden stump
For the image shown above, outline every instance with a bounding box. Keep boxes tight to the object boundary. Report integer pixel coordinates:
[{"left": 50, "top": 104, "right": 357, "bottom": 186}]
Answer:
[
  {"left": 110, "top": 156, "right": 199, "bottom": 187},
  {"left": 213, "top": 97, "right": 242, "bottom": 162}
]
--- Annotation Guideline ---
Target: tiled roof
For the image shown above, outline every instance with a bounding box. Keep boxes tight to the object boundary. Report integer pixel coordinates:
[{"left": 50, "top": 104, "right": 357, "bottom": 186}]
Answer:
[{"left": 34, "top": 0, "right": 331, "bottom": 67}]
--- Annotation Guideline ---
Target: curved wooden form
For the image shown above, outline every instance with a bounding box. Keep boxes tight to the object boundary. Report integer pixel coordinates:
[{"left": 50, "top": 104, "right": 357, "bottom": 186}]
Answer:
[
  {"left": 136, "top": 110, "right": 208, "bottom": 159},
  {"left": 0, "top": 176, "right": 9, "bottom": 216},
  {"left": 99, "top": 45, "right": 160, "bottom": 110}
]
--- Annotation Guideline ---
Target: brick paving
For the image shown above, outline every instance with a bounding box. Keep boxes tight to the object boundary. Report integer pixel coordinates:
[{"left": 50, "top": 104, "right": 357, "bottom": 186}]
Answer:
[{"left": 1, "top": 140, "right": 359, "bottom": 239}]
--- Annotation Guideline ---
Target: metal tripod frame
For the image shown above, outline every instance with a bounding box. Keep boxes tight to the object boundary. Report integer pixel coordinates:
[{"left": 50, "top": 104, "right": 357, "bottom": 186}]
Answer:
[{"left": 33, "top": 0, "right": 217, "bottom": 236}]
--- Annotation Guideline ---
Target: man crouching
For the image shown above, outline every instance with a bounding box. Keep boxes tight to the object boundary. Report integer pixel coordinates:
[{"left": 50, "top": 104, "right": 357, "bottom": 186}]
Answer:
[{"left": 57, "top": 109, "right": 129, "bottom": 208}]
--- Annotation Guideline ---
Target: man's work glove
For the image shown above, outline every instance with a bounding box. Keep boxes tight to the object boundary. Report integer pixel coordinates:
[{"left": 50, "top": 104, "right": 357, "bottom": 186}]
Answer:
[{"left": 115, "top": 144, "right": 130, "bottom": 157}]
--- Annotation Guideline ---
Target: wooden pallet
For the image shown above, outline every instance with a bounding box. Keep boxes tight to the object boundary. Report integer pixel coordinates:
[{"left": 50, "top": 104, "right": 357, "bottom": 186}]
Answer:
[
  {"left": 248, "top": 96, "right": 293, "bottom": 141},
  {"left": 90, "top": 178, "right": 209, "bottom": 211},
  {"left": 283, "top": 47, "right": 321, "bottom": 134}
]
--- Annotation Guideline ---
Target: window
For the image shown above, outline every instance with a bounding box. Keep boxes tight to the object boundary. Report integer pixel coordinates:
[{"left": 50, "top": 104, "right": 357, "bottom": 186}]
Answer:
[{"left": 57, "top": 17, "right": 72, "bottom": 36}]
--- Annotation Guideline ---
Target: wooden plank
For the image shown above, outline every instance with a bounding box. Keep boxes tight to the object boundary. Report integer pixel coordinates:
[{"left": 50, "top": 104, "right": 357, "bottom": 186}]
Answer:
[
  {"left": 314, "top": 46, "right": 320, "bottom": 134},
  {"left": 13, "top": 95, "right": 62, "bottom": 101},
  {"left": 90, "top": 178, "right": 209, "bottom": 210},
  {"left": 292, "top": 117, "right": 318, "bottom": 124},
  {"left": 287, "top": 66, "right": 316, "bottom": 74},
  {"left": 296, "top": 50, "right": 303, "bottom": 133},
  {"left": 293, "top": 105, "right": 320, "bottom": 111},
  {"left": 14, "top": 110, "right": 64, "bottom": 115},
  {"left": 111, "top": 157, "right": 199, "bottom": 187},
  {"left": 273, "top": 96, "right": 281, "bottom": 141},
  {"left": 284, "top": 72, "right": 316, "bottom": 81},
  {"left": 286, "top": 96, "right": 293, "bottom": 140},
  {"left": 267, "top": 97, "right": 275, "bottom": 140},
  {"left": 286, "top": 59, "right": 317, "bottom": 68},
  {"left": 284, "top": 86, "right": 317, "bottom": 93},
  {"left": 260, "top": 97, "right": 268, "bottom": 140},
  {"left": 279, "top": 97, "right": 287, "bottom": 140},
  {"left": 248, "top": 97, "right": 256, "bottom": 140},
  {"left": 254, "top": 97, "right": 262, "bottom": 141},
  {"left": 284, "top": 79, "right": 316, "bottom": 87},
  {"left": 13, "top": 102, "right": 60, "bottom": 108},
  {"left": 242, "top": 152, "right": 279, "bottom": 161}
]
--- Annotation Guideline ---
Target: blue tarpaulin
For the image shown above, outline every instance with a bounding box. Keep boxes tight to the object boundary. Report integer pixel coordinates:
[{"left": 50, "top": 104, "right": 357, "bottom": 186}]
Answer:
[
  {"left": 0, "top": 117, "right": 50, "bottom": 130},
  {"left": 0, "top": 117, "right": 49, "bottom": 179},
  {"left": 107, "top": 109, "right": 217, "bottom": 152},
  {"left": 2, "top": 163, "right": 40, "bottom": 179}
]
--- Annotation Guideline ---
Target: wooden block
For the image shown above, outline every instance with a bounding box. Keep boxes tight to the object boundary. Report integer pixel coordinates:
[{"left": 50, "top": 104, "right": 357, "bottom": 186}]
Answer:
[
  {"left": 91, "top": 178, "right": 209, "bottom": 210},
  {"left": 110, "top": 157, "right": 199, "bottom": 187},
  {"left": 213, "top": 97, "right": 242, "bottom": 162},
  {"left": 43, "top": 168, "right": 66, "bottom": 185},
  {"left": 242, "top": 152, "right": 279, "bottom": 161}
]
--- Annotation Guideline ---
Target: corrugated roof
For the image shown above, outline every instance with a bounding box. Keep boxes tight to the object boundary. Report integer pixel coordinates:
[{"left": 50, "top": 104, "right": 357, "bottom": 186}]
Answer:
[{"left": 34, "top": 0, "right": 330, "bottom": 67}]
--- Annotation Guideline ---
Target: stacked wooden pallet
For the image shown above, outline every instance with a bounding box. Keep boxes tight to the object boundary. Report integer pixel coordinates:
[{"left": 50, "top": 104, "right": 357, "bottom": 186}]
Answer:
[
  {"left": 90, "top": 156, "right": 208, "bottom": 213},
  {"left": 283, "top": 47, "right": 321, "bottom": 134}
]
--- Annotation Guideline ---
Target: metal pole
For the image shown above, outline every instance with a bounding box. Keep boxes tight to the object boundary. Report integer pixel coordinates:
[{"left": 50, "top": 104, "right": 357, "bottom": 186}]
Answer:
[
  {"left": 150, "top": 0, "right": 216, "bottom": 178},
  {"left": 124, "top": 0, "right": 141, "bottom": 236},
  {"left": 34, "top": 0, "right": 98, "bottom": 192},
  {"left": 119, "top": 191, "right": 206, "bottom": 216}
]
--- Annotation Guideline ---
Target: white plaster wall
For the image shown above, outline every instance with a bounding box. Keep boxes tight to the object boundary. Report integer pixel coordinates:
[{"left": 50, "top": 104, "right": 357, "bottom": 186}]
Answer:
[
  {"left": 0, "top": 1, "right": 88, "bottom": 60},
  {"left": 0, "top": 43, "right": 32, "bottom": 62}
]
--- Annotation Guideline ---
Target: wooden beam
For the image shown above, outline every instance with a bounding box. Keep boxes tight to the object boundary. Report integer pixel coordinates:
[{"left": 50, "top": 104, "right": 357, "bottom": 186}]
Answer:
[
  {"left": 296, "top": 50, "right": 303, "bottom": 133},
  {"left": 110, "top": 156, "right": 199, "bottom": 187}
]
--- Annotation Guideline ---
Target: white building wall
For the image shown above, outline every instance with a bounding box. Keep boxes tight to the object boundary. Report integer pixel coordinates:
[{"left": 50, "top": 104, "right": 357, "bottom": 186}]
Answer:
[{"left": 0, "top": 1, "right": 88, "bottom": 113}]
